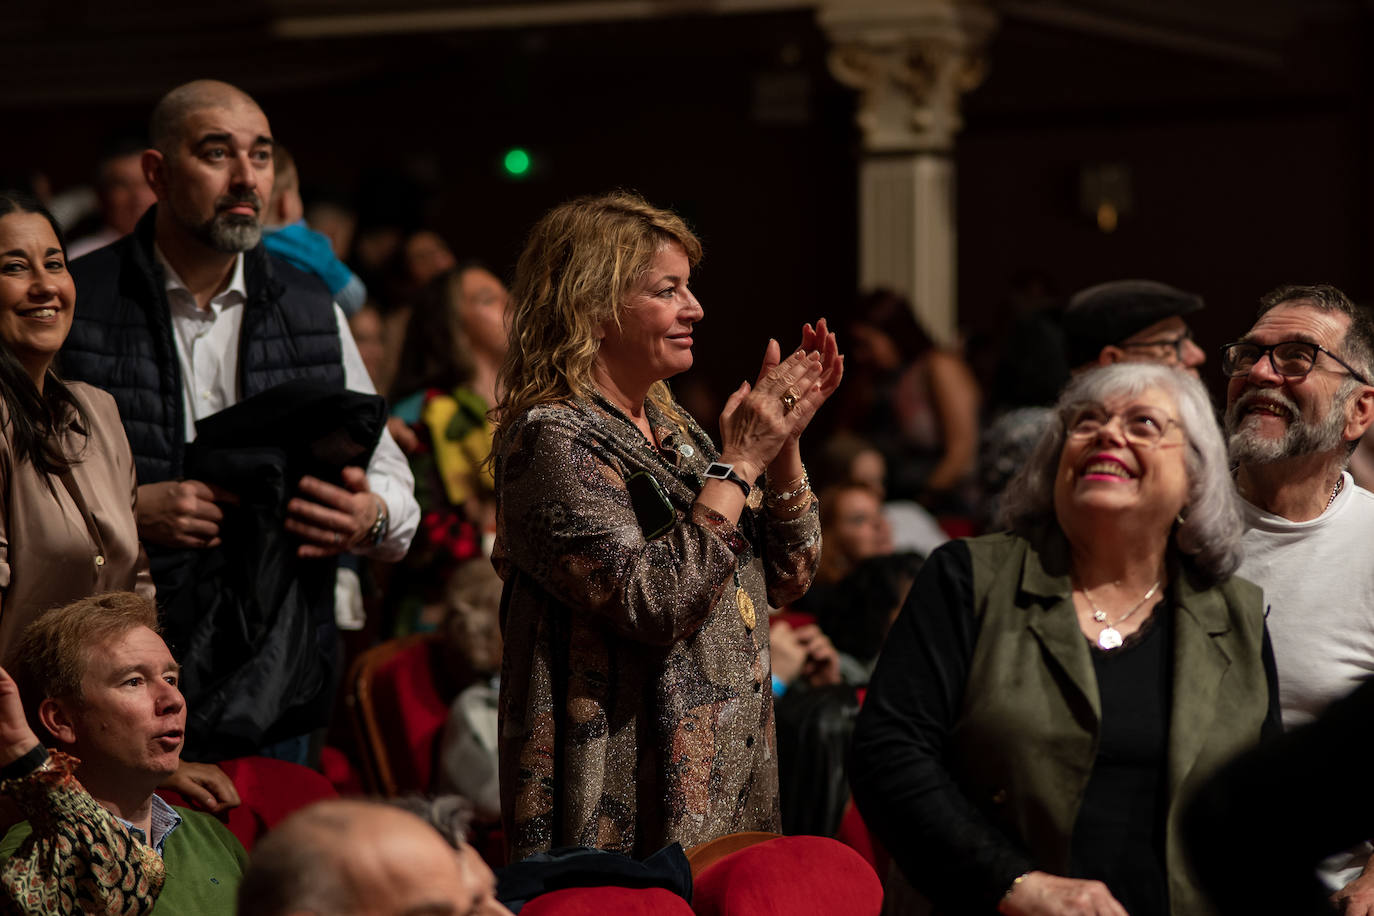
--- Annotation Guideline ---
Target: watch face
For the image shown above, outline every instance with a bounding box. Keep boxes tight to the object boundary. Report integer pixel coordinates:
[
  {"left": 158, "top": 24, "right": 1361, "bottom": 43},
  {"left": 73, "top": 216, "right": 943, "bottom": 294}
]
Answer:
[{"left": 704, "top": 462, "right": 732, "bottom": 478}]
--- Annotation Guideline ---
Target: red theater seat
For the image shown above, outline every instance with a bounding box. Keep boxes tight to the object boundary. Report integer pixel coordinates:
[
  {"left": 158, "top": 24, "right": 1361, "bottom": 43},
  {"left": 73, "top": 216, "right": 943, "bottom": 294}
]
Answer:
[
  {"left": 691, "top": 835, "right": 883, "bottom": 916},
  {"left": 158, "top": 756, "right": 338, "bottom": 850},
  {"left": 519, "top": 886, "right": 694, "bottom": 915},
  {"left": 347, "top": 632, "right": 459, "bottom": 795}
]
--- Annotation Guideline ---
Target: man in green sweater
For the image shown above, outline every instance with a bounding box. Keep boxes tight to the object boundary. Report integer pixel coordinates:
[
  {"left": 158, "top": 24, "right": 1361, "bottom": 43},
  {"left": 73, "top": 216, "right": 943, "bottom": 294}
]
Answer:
[{"left": 0, "top": 592, "right": 246, "bottom": 914}]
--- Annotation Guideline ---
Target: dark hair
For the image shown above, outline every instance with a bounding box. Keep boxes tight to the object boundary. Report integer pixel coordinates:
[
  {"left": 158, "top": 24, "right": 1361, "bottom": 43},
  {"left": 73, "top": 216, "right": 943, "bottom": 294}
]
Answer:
[
  {"left": 389, "top": 262, "right": 485, "bottom": 400},
  {"left": 0, "top": 191, "right": 88, "bottom": 475},
  {"left": 850, "top": 289, "right": 935, "bottom": 362},
  {"left": 94, "top": 136, "right": 149, "bottom": 186},
  {"left": 1258, "top": 283, "right": 1374, "bottom": 382}
]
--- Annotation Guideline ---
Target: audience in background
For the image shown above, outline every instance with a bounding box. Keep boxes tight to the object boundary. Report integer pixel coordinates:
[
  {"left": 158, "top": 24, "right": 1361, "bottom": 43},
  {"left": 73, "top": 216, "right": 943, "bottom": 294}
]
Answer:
[
  {"left": 66, "top": 137, "right": 158, "bottom": 259},
  {"left": 814, "top": 432, "right": 948, "bottom": 556},
  {"left": 795, "top": 482, "right": 922, "bottom": 682},
  {"left": 263, "top": 144, "right": 368, "bottom": 315},
  {"left": 435, "top": 560, "right": 505, "bottom": 818},
  {"left": 386, "top": 263, "right": 508, "bottom": 633},
  {"left": 832, "top": 288, "right": 980, "bottom": 511}
]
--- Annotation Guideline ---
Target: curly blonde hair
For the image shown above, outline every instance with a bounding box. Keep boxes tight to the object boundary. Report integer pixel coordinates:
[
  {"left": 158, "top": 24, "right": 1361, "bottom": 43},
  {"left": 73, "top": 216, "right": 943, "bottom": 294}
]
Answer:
[{"left": 494, "top": 191, "right": 703, "bottom": 437}]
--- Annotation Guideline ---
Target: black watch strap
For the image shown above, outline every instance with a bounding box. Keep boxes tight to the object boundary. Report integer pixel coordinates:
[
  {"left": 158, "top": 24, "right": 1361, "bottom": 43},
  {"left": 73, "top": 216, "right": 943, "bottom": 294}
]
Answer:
[
  {"left": 0, "top": 744, "right": 48, "bottom": 781},
  {"left": 704, "top": 462, "right": 751, "bottom": 498}
]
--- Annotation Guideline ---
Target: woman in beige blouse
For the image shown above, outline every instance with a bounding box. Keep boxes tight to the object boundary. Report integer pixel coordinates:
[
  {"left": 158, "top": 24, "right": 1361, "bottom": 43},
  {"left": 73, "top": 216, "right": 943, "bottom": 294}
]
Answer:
[
  {"left": 0, "top": 192, "right": 154, "bottom": 655},
  {"left": 493, "top": 191, "right": 842, "bottom": 859},
  {"left": 0, "top": 191, "right": 237, "bottom": 817}
]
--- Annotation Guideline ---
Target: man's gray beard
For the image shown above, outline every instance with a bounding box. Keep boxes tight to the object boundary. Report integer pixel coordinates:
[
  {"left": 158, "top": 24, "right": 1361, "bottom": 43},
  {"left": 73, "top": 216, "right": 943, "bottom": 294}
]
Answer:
[
  {"left": 1226, "top": 387, "right": 1350, "bottom": 465},
  {"left": 192, "top": 213, "right": 261, "bottom": 253}
]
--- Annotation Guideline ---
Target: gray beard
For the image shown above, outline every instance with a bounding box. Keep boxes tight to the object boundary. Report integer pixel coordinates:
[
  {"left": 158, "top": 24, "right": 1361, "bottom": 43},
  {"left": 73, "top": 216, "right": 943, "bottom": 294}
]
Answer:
[
  {"left": 1226, "top": 389, "right": 1349, "bottom": 465},
  {"left": 190, "top": 212, "right": 261, "bottom": 253}
]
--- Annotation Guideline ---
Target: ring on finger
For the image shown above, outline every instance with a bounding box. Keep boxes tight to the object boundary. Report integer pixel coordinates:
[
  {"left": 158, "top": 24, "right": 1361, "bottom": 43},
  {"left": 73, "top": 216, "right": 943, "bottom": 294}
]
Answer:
[
  {"left": 780, "top": 390, "right": 798, "bottom": 413},
  {"left": 333, "top": 531, "right": 342, "bottom": 545}
]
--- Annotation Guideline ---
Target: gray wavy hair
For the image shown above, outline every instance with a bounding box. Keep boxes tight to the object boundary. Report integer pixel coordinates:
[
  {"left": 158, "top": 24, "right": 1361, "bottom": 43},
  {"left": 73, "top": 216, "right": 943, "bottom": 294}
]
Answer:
[{"left": 999, "top": 363, "right": 1243, "bottom": 584}]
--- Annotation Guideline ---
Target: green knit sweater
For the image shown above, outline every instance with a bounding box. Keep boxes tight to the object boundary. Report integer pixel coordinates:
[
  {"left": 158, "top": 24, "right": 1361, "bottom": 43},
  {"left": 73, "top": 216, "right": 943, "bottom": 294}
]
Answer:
[{"left": 2, "top": 800, "right": 247, "bottom": 915}]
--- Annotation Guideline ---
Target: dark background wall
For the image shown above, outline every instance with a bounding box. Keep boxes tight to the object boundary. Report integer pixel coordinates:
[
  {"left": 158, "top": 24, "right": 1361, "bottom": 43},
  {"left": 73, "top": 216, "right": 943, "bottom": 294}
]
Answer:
[{"left": 957, "top": 7, "right": 1374, "bottom": 400}]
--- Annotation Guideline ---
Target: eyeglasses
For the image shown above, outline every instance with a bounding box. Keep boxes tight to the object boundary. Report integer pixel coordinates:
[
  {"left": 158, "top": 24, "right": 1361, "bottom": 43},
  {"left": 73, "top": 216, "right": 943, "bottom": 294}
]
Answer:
[
  {"left": 1219, "top": 340, "right": 1370, "bottom": 384},
  {"left": 1065, "top": 405, "right": 1181, "bottom": 447},
  {"left": 1120, "top": 329, "right": 1194, "bottom": 362}
]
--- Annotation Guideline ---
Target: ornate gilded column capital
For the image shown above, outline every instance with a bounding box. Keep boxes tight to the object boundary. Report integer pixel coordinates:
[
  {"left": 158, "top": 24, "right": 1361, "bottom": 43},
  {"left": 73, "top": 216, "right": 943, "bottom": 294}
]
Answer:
[{"left": 820, "top": 0, "right": 997, "bottom": 153}]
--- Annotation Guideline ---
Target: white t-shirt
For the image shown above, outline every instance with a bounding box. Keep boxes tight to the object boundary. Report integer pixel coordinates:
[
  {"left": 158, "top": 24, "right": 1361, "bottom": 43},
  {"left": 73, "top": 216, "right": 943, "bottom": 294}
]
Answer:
[{"left": 1237, "top": 471, "right": 1374, "bottom": 889}]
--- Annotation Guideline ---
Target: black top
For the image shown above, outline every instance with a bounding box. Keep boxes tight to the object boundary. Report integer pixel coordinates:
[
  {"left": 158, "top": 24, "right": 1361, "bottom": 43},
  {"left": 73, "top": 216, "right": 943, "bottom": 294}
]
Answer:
[
  {"left": 1070, "top": 604, "right": 1174, "bottom": 916},
  {"left": 850, "top": 540, "right": 1033, "bottom": 913}
]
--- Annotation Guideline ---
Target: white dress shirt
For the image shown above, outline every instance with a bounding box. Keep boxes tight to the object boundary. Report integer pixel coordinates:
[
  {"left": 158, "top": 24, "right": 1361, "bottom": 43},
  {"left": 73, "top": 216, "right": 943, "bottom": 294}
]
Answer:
[{"left": 156, "top": 248, "right": 418, "bottom": 561}]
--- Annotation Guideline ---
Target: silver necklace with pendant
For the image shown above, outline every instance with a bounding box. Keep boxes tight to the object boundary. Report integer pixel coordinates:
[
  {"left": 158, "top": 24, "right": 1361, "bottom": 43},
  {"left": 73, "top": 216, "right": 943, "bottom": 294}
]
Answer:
[{"left": 1078, "top": 578, "right": 1161, "bottom": 650}]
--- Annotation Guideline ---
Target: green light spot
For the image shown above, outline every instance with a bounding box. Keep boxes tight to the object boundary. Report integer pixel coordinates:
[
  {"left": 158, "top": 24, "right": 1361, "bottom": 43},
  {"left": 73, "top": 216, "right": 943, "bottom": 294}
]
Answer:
[{"left": 504, "top": 148, "right": 531, "bottom": 176}]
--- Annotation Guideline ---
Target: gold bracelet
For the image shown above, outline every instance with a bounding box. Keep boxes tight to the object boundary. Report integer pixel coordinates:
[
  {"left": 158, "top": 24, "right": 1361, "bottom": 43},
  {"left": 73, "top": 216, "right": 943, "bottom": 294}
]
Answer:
[
  {"left": 767, "top": 470, "right": 807, "bottom": 493},
  {"left": 764, "top": 470, "right": 811, "bottom": 506}
]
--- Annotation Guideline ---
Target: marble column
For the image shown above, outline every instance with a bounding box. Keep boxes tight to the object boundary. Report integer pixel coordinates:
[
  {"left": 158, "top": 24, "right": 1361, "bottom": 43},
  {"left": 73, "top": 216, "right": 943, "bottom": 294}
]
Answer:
[{"left": 819, "top": 0, "right": 996, "bottom": 345}]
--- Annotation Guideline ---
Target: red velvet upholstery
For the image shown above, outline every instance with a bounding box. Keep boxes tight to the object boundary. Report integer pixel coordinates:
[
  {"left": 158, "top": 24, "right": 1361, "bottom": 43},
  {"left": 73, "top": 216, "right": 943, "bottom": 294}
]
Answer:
[
  {"left": 318, "top": 745, "right": 364, "bottom": 796},
  {"left": 157, "top": 756, "right": 338, "bottom": 851},
  {"left": 347, "top": 633, "right": 456, "bottom": 795},
  {"left": 519, "top": 886, "right": 694, "bottom": 915},
  {"left": 772, "top": 610, "right": 818, "bottom": 630},
  {"left": 834, "top": 799, "right": 890, "bottom": 878},
  {"left": 692, "top": 835, "right": 883, "bottom": 915},
  {"left": 937, "top": 515, "right": 976, "bottom": 539}
]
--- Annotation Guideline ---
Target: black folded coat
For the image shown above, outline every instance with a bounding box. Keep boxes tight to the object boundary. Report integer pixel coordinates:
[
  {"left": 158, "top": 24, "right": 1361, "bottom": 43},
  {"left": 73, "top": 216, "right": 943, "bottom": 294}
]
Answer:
[{"left": 149, "top": 379, "right": 385, "bottom": 760}]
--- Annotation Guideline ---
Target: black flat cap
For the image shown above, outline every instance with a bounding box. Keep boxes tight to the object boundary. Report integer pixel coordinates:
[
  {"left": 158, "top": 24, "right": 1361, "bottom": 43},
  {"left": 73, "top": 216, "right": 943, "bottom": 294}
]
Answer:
[{"left": 1063, "top": 279, "right": 1204, "bottom": 368}]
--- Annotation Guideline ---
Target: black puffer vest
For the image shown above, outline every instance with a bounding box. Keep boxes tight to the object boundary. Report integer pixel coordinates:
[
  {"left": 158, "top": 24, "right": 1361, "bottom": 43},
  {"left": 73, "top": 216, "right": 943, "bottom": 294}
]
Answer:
[{"left": 63, "top": 206, "right": 344, "bottom": 486}]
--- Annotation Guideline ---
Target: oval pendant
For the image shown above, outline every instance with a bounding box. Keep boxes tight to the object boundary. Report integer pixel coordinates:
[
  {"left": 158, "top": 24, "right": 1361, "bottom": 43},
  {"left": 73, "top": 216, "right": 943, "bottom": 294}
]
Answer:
[
  {"left": 737, "top": 587, "right": 756, "bottom": 631},
  {"left": 1097, "top": 627, "right": 1123, "bottom": 650},
  {"left": 678, "top": 443, "right": 695, "bottom": 459}
]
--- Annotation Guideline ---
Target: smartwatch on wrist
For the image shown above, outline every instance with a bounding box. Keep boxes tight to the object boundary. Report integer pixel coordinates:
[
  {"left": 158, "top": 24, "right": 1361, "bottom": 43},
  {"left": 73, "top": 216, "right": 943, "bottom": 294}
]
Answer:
[{"left": 703, "top": 462, "right": 752, "bottom": 498}]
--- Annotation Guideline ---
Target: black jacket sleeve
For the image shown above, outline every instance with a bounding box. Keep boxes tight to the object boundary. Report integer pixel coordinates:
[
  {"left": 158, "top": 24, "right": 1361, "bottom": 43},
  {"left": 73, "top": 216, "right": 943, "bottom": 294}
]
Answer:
[{"left": 849, "top": 540, "right": 1036, "bottom": 914}]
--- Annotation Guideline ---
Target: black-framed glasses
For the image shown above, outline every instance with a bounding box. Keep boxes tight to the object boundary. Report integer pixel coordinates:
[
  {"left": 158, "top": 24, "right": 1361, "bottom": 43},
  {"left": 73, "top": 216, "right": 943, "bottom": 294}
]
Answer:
[
  {"left": 1064, "top": 405, "right": 1182, "bottom": 448},
  {"left": 1120, "top": 328, "right": 1194, "bottom": 362},
  {"left": 1219, "top": 340, "right": 1370, "bottom": 384}
]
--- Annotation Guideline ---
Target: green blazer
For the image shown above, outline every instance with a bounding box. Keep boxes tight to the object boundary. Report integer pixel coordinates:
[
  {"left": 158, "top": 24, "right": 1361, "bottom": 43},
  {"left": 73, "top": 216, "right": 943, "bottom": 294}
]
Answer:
[{"left": 952, "top": 533, "right": 1277, "bottom": 916}]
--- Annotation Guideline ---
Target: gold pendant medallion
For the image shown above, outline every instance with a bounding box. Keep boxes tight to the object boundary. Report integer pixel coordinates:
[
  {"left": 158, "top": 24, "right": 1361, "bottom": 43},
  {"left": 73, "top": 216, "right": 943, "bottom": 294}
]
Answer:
[{"left": 737, "top": 587, "right": 756, "bottom": 630}]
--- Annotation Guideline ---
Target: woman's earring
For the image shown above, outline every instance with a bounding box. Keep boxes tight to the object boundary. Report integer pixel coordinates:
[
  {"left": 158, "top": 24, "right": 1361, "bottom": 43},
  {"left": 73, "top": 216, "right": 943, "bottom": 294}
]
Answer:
[{"left": 1175, "top": 512, "right": 1187, "bottom": 527}]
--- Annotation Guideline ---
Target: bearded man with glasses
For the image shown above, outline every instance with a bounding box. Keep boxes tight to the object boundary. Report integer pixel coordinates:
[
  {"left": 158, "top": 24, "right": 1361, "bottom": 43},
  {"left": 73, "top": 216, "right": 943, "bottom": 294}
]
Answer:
[{"left": 1222, "top": 283, "right": 1374, "bottom": 912}]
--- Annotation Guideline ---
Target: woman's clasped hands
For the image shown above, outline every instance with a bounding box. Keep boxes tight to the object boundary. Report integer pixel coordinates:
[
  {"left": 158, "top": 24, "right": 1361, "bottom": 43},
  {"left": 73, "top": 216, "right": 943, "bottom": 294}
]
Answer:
[{"left": 718, "top": 318, "right": 843, "bottom": 482}]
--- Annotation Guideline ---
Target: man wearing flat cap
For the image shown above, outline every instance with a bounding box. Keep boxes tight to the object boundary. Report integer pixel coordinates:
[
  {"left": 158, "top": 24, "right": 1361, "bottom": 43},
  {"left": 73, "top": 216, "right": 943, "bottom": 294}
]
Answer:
[{"left": 1062, "top": 279, "right": 1208, "bottom": 377}]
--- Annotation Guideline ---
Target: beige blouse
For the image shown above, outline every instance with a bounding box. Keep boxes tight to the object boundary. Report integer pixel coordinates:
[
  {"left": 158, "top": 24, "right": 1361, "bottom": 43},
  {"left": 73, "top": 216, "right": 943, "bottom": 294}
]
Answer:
[{"left": 0, "top": 381, "right": 154, "bottom": 659}]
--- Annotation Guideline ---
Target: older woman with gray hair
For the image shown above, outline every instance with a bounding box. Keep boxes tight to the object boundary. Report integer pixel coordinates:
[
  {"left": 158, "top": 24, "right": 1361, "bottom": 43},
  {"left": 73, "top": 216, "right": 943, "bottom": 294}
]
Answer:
[{"left": 851, "top": 363, "right": 1279, "bottom": 916}]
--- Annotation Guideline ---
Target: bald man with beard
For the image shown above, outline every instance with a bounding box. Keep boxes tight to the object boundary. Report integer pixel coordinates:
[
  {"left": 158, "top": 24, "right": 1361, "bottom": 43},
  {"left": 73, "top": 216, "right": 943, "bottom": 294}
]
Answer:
[
  {"left": 237, "top": 800, "right": 511, "bottom": 916},
  {"left": 63, "top": 79, "right": 418, "bottom": 763}
]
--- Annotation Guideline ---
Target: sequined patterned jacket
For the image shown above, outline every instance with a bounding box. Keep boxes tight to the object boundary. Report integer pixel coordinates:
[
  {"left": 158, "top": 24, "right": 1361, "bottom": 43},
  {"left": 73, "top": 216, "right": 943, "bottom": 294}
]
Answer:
[{"left": 494, "top": 393, "right": 821, "bottom": 861}]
